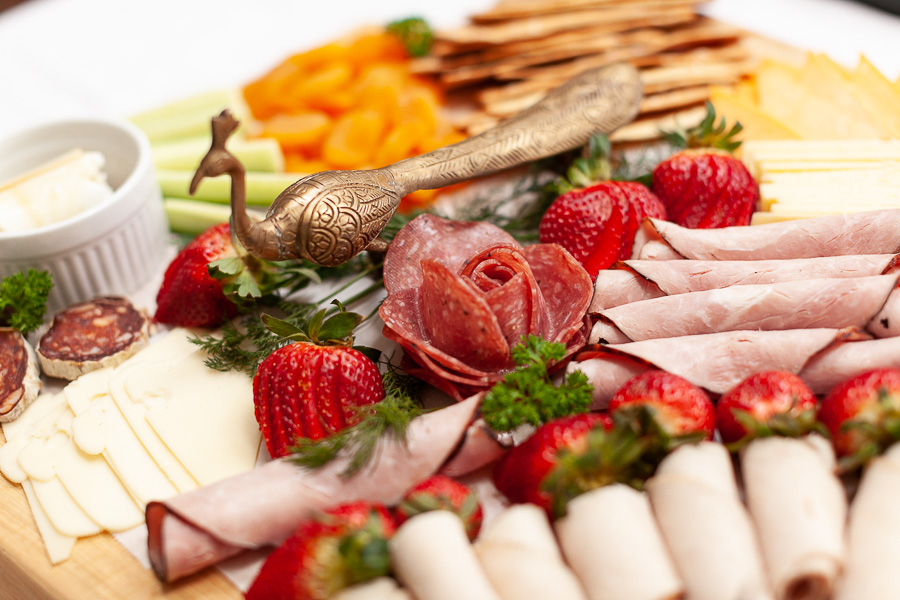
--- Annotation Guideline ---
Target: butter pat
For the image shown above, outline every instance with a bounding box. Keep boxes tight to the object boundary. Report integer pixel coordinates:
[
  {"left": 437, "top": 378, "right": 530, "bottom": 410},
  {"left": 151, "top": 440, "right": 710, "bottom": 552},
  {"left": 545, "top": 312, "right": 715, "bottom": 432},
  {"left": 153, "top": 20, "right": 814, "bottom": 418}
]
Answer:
[{"left": 0, "top": 148, "right": 114, "bottom": 232}]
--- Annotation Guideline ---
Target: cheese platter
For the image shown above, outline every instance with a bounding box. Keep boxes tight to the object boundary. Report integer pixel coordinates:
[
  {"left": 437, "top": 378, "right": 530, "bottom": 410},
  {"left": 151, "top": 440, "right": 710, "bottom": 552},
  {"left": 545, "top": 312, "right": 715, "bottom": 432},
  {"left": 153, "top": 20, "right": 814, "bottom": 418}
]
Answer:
[{"left": 3, "top": 0, "right": 900, "bottom": 599}]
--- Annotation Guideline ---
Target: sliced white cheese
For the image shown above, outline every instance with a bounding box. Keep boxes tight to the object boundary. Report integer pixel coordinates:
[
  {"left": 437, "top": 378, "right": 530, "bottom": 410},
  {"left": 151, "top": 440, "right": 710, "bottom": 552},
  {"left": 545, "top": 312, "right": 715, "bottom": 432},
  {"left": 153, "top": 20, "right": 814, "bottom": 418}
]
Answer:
[
  {"left": 122, "top": 349, "right": 258, "bottom": 486},
  {"left": 29, "top": 477, "right": 102, "bottom": 538},
  {"left": 21, "top": 479, "right": 77, "bottom": 565},
  {"left": 66, "top": 368, "right": 179, "bottom": 505}
]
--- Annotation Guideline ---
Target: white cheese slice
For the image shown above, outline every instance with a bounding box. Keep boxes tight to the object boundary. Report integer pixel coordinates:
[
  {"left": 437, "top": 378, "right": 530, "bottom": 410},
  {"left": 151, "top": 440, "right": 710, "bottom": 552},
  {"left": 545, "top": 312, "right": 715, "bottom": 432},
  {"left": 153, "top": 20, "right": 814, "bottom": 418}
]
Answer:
[
  {"left": 21, "top": 479, "right": 77, "bottom": 565},
  {"left": 29, "top": 477, "right": 102, "bottom": 538},
  {"left": 122, "top": 350, "right": 259, "bottom": 486},
  {"left": 66, "top": 368, "right": 179, "bottom": 505}
]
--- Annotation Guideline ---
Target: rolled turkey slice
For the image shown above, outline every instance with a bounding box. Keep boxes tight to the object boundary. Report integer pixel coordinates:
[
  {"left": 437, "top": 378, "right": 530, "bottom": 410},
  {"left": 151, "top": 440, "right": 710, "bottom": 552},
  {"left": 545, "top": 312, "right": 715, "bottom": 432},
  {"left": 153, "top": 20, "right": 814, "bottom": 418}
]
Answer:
[
  {"left": 590, "top": 254, "right": 900, "bottom": 312},
  {"left": 570, "top": 328, "right": 845, "bottom": 409},
  {"left": 800, "top": 336, "right": 900, "bottom": 394},
  {"left": 146, "top": 394, "right": 481, "bottom": 582},
  {"left": 474, "top": 503, "right": 587, "bottom": 600},
  {"left": 632, "top": 209, "right": 900, "bottom": 261},
  {"left": 835, "top": 442, "right": 900, "bottom": 600},
  {"left": 740, "top": 435, "right": 847, "bottom": 600},
  {"left": 554, "top": 484, "right": 684, "bottom": 600},
  {"left": 390, "top": 510, "right": 500, "bottom": 600},
  {"left": 0, "top": 329, "right": 41, "bottom": 423},
  {"left": 592, "top": 274, "right": 900, "bottom": 343},
  {"left": 37, "top": 297, "right": 151, "bottom": 380},
  {"left": 646, "top": 442, "right": 773, "bottom": 600}
]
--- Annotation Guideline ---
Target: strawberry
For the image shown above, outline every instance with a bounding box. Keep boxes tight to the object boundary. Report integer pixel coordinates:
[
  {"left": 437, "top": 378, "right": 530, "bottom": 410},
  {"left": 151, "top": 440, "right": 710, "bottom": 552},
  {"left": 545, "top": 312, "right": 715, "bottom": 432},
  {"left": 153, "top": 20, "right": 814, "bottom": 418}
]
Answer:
[
  {"left": 608, "top": 370, "right": 715, "bottom": 441},
  {"left": 493, "top": 412, "right": 619, "bottom": 518},
  {"left": 716, "top": 371, "right": 819, "bottom": 446},
  {"left": 395, "top": 474, "right": 483, "bottom": 541},
  {"left": 245, "top": 501, "right": 396, "bottom": 600},
  {"left": 155, "top": 223, "right": 239, "bottom": 328},
  {"left": 253, "top": 307, "right": 385, "bottom": 458},
  {"left": 818, "top": 368, "right": 900, "bottom": 467},
  {"left": 651, "top": 102, "right": 759, "bottom": 229},
  {"left": 539, "top": 181, "right": 665, "bottom": 279}
]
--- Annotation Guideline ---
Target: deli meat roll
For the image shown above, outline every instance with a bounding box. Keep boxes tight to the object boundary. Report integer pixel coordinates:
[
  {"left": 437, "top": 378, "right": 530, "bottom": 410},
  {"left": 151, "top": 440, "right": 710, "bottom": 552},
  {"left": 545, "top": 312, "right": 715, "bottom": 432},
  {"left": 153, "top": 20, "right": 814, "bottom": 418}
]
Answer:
[
  {"left": 647, "top": 442, "right": 773, "bottom": 600},
  {"left": 554, "top": 484, "right": 684, "bottom": 600},
  {"left": 741, "top": 435, "right": 847, "bottom": 600},
  {"left": 390, "top": 510, "right": 500, "bottom": 600},
  {"left": 592, "top": 274, "right": 900, "bottom": 343},
  {"left": 631, "top": 209, "right": 900, "bottom": 261},
  {"left": 835, "top": 443, "right": 900, "bottom": 599},
  {"left": 474, "top": 503, "right": 587, "bottom": 600},
  {"left": 590, "top": 254, "right": 899, "bottom": 313},
  {"left": 799, "top": 336, "right": 900, "bottom": 393}
]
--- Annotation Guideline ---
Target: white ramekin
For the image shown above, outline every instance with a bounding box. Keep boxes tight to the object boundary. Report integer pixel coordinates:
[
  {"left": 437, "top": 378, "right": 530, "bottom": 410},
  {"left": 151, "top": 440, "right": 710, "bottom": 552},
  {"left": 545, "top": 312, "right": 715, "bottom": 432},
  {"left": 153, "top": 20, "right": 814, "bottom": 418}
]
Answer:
[{"left": 0, "top": 118, "right": 170, "bottom": 313}]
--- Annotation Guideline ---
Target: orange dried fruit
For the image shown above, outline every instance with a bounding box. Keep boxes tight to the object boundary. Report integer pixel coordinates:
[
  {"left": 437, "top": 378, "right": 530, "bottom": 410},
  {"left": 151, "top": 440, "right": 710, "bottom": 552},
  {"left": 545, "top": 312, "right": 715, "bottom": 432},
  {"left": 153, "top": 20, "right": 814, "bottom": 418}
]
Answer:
[{"left": 322, "top": 109, "right": 387, "bottom": 170}]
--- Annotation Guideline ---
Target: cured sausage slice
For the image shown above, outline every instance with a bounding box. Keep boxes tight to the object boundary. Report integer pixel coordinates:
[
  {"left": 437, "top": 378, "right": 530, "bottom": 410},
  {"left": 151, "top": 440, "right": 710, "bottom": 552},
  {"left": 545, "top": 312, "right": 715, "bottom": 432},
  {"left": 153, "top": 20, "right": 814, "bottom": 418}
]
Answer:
[
  {"left": 0, "top": 329, "right": 41, "bottom": 422},
  {"left": 37, "top": 297, "right": 151, "bottom": 380}
]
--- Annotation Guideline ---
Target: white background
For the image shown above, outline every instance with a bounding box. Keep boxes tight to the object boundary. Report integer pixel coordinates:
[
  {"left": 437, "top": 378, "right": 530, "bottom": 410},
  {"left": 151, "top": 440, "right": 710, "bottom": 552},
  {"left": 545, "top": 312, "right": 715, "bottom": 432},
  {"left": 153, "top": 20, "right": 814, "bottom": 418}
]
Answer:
[{"left": 0, "top": 0, "right": 899, "bottom": 140}]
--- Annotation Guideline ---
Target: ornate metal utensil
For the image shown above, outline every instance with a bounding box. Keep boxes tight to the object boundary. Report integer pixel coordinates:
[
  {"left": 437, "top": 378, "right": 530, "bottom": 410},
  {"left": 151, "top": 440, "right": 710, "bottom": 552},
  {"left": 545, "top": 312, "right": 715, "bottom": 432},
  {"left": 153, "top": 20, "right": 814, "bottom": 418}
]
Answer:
[{"left": 192, "top": 62, "right": 643, "bottom": 267}]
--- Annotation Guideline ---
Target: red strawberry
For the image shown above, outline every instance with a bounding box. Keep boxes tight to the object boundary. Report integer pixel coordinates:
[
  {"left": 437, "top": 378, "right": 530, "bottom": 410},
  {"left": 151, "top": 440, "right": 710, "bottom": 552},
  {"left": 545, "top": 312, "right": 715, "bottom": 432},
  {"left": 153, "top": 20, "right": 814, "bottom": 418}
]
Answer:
[
  {"left": 608, "top": 370, "right": 715, "bottom": 441},
  {"left": 155, "top": 223, "right": 239, "bottom": 328},
  {"left": 493, "top": 412, "right": 616, "bottom": 517},
  {"left": 651, "top": 103, "right": 758, "bottom": 229},
  {"left": 716, "top": 371, "right": 818, "bottom": 446},
  {"left": 539, "top": 181, "right": 665, "bottom": 279},
  {"left": 818, "top": 368, "right": 900, "bottom": 466},
  {"left": 246, "top": 501, "right": 396, "bottom": 600},
  {"left": 253, "top": 308, "right": 385, "bottom": 458},
  {"left": 395, "top": 474, "right": 483, "bottom": 541}
]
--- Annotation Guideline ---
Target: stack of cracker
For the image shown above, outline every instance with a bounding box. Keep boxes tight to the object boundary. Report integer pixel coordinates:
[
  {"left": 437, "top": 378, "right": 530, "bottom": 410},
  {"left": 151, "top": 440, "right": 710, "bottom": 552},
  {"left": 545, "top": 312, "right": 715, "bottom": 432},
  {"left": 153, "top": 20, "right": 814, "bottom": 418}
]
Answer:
[{"left": 415, "top": 0, "right": 755, "bottom": 142}]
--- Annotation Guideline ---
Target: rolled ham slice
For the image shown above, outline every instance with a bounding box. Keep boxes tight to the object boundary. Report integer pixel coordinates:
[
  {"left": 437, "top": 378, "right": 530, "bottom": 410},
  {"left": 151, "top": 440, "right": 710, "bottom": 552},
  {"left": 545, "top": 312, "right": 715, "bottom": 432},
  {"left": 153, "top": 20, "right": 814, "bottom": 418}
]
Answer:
[
  {"left": 592, "top": 274, "right": 900, "bottom": 343},
  {"left": 632, "top": 209, "right": 900, "bottom": 261},
  {"left": 799, "top": 336, "right": 900, "bottom": 394},
  {"left": 474, "top": 503, "right": 587, "bottom": 600},
  {"left": 835, "top": 442, "right": 900, "bottom": 600},
  {"left": 646, "top": 442, "right": 773, "bottom": 600},
  {"left": 590, "top": 254, "right": 900, "bottom": 312},
  {"left": 146, "top": 395, "right": 481, "bottom": 582},
  {"left": 554, "top": 484, "right": 684, "bottom": 600},
  {"left": 570, "top": 328, "right": 845, "bottom": 409},
  {"left": 740, "top": 435, "right": 847, "bottom": 600},
  {"left": 390, "top": 510, "right": 500, "bottom": 600}
]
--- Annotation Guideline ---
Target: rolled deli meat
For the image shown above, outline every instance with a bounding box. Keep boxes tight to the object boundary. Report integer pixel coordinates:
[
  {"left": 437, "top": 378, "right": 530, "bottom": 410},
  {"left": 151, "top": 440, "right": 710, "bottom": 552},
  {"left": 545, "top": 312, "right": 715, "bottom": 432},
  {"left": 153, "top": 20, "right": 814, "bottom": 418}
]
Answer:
[
  {"left": 390, "top": 510, "right": 500, "bottom": 600},
  {"left": 835, "top": 443, "right": 900, "bottom": 599},
  {"left": 631, "top": 209, "right": 900, "bottom": 261},
  {"left": 474, "top": 503, "right": 587, "bottom": 600},
  {"left": 555, "top": 484, "right": 684, "bottom": 600},
  {"left": 740, "top": 435, "right": 847, "bottom": 600},
  {"left": 647, "top": 442, "right": 773, "bottom": 600},
  {"left": 591, "top": 274, "right": 900, "bottom": 344},
  {"left": 590, "top": 254, "right": 900, "bottom": 312},
  {"left": 146, "top": 395, "right": 481, "bottom": 582}
]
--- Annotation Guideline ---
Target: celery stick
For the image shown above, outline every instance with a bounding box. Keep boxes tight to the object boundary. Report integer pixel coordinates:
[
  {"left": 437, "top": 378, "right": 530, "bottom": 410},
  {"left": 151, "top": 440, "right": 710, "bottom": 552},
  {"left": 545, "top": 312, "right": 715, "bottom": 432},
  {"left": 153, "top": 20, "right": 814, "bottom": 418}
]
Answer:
[
  {"left": 131, "top": 89, "right": 254, "bottom": 143},
  {"left": 157, "top": 170, "right": 308, "bottom": 206},
  {"left": 164, "top": 197, "right": 268, "bottom": 235},
  {"left": 152, "top": 137, "right": 284, "bottom": 172}
]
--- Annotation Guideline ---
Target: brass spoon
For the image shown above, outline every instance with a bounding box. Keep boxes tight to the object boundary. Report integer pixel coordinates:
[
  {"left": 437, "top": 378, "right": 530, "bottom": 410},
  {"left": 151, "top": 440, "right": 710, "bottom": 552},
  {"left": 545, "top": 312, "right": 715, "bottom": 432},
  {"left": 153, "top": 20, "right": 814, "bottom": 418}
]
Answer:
[{"left": 191, "top": 62, "right": 643, "bottom": 267}]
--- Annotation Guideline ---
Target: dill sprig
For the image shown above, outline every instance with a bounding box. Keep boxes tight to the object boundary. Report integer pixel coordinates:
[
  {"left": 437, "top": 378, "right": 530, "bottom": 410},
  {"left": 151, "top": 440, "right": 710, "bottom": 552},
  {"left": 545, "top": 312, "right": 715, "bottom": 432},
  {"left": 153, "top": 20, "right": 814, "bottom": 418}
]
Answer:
[
  {"left": 481, "top": 335, "right": 593, "bottom": 432},
  {"left": 289, "top": 366, "right": 425, "bottom": 477}
]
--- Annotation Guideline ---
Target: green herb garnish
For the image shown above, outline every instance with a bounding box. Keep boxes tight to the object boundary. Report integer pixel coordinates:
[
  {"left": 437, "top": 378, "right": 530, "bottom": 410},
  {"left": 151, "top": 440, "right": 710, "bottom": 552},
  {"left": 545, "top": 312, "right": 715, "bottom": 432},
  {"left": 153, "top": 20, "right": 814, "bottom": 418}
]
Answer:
[
  {"left": 0, "top": 269, "right": 53, "bottom": 335},
  {"left": 387, "top": 17, "right": 434, "bottom": 58},
  {"left": 482, "top": 335, "right": 593, "bottom": 432},
  {"left": 290, "top": 366, "right": 425, "bottom": 477}
]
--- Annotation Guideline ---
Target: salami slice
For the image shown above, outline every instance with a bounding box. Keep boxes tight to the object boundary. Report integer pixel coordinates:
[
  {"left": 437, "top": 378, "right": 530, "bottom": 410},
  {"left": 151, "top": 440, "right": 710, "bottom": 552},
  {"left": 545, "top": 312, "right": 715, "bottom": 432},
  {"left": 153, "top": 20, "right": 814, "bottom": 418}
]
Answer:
[
  {"left": 632, "top": 209, "right": 900, "bottom": 261},
  {"left": 37, "top": 297, "right": 151, "bottom": 380},
  {"left": 146, "top": 395, "right": 481, "bottom": 582},
  {"left": 0, "top": 329, "right": 41, "bottom": 422}
]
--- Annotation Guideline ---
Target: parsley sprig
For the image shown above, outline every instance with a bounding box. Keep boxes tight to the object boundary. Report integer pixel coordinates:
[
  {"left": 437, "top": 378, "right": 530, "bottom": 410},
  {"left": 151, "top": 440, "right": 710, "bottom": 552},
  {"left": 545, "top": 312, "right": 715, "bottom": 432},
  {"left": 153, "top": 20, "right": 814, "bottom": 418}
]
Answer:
[
  {"left": 289, "top": 366, "right": 425, "bottom": 477},
  {"left": 0, "top": 269, "right": 53, "bottom": 335},
  {"left": 481, "top": 335, "right": 593, "bottom": 432}
]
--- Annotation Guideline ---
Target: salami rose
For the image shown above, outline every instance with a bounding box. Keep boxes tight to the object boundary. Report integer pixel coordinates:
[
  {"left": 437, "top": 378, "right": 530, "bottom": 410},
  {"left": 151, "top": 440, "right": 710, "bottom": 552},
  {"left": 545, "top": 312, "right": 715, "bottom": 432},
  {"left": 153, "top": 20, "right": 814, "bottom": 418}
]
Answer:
[{"left": 379, "top": 215, "right": 592, "bottom": 400}]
